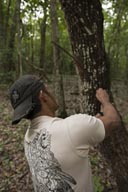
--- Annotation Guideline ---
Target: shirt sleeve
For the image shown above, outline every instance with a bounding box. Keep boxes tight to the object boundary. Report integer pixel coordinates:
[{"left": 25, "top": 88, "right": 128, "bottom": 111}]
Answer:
[{"left": 66, "top": 114, "right": 105, "bottom": 149}]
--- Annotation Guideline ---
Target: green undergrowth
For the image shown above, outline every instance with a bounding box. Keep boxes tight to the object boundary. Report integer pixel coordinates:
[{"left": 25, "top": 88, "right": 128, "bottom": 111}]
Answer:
[
  {"left": 123, "top": 113, "right": 128, "bottom": 124},
  {"left": 91, "top": 156, "right": 104, "bottom": 192},
  {"left": 93, "top": 175, "right": 104, "bottom": 192}
]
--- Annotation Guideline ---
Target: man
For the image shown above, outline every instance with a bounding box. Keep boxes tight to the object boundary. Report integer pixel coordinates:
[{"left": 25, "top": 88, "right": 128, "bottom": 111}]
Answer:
[{"left": 9, "top": 75, "right": 120, "bottom": 192}]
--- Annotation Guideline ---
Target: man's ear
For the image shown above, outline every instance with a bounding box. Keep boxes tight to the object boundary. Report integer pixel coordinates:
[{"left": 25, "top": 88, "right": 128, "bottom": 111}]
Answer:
[{"left": 39, "top": 90, "right": 47, "bottom": 102}]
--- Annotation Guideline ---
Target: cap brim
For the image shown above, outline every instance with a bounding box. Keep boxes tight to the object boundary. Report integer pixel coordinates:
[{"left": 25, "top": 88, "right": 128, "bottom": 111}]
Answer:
[{"left": 12, "top": 96, "right": 33, "bottom": 125}]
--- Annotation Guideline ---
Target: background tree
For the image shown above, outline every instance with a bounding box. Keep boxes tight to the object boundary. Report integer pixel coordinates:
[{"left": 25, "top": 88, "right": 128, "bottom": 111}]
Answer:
[
  {"left": 59, "top": 0, "right": 128, "bottom": 191},
  {"left": 0, "top": 0, "right": 5, "bottom": 69},
  {"left": 103, "top": 0, "right": 128, "bottom": 81},
  {"left": 0, "top": 0, "right": 74, "bottom": 81},
  {"left": 50, "top": 0, "right": 67, "bottom": 117},
  {"left": 5, "top": 0, "right": 21, "bottom": 72},
  {"left": 39, "top": 0, "right": 48, "bottom": 70}
]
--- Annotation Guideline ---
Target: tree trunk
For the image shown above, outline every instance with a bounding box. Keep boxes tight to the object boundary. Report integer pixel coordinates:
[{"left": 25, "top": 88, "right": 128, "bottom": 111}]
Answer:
[
  {"left": 4, "top": 0, "right": 12, "bottom": 46},
  {"left": 16, "top": 0, "right": 22, "bottom": 78},
  {"left": 31, "top": 21, "right": 34, "bottom": 67},
  {"left": 50, "top": 0, "right": 67, "bottom": 118},
  {"left": 0, "top": 0, "right": 4, "bottom": 69},
  {"left": 5, "top": 0, "right": 21, "bottom": 72},
  {"left": 107, "top": 2, "right": 124, "bottom": 77},
  {"left": 59, "top": 0, "right": 128, "bottom": 191},
  {"left": 39, "top": 0, "right": 48, "bottom": 70}
]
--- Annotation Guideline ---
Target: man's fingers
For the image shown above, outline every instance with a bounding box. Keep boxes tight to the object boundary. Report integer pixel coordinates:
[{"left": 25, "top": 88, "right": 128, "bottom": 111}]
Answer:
[
  {"left": 96, "top": 88, "right": 110, "bottom": 105},
  {"left": 96, "top": 88, "right": 105, "bottom": 94}
]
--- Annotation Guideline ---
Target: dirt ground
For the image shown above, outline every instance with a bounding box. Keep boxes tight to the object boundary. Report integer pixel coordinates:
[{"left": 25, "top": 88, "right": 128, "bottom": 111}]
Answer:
[{"left": 0, "top": 79, "right": 128, "bottom": 192}]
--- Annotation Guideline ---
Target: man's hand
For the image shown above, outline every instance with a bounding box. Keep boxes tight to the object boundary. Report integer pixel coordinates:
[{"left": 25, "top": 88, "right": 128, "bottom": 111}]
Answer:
[
  {"left": 96, "top": 88, "right": 110, "bottom": 106},
  {"left": 95, "top": 88, "right": 121, "bottom": 136}
]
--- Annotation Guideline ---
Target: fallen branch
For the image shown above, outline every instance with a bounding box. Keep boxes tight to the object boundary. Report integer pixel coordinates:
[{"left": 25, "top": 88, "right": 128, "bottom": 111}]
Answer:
[
  {"left": 19, "top": 170, "right": 29, "bottom": 180},
  {"left": 29, "top": 64, "right": 50, "bottom": 82},
  {"left": 51, "top": 41, "right": 84, "bottom": 81}
]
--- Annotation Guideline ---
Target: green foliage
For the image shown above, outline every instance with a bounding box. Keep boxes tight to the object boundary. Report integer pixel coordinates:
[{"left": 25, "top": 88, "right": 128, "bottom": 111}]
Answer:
[
  {"left": 102, "top": 0, "right": 128, "bottom": 80},
  {"left": 90, "top": 156, "right": 104, "bottom": 192},
  {"left": 1, "top": 0, "right": 128, "bottom": 81},
  {"left": 0, "top": 72, "right": 15, "bottom": 84},
  {"left": 0, "top": 0, "right": 76, "bottom": 82},
  {"left": 93, "top": 175, "right": 104, "bottom": 192},
  {"left": 123, "top": 113, "right": 128, "bottom": 124}
]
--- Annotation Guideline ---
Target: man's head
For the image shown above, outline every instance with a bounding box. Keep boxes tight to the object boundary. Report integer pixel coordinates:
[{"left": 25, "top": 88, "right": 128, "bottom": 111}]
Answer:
[{"left": 10, "top": 75, "right": 58, "bottom": 125}]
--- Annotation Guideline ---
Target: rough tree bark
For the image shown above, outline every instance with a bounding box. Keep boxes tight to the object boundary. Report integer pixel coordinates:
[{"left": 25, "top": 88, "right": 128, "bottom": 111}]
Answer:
[
  {"left": 50, "top": 0, "right": 67, "bottom": 118},
  {"left": 59, "top": 0, "right": 128, "bottom": 191}
]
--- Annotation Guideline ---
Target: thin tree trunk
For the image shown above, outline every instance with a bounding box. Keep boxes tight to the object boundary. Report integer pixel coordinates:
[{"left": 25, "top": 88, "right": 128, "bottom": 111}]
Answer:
[
  {"left": 50, "top": 0, "right": 67, "bottom": 117},
  {"left": 107, "top": 3, "right": 123, "bottom": 76},
  {"left": 59, "top": 0, "right": 128, "bottom": 191},
  {"left": 31, "top": 22, "right": 34, "bottom": 67},
  {"left": 0, "top": 0, "right": 4, "bottom": 69},
  {"left": 16, "top": 0, "right": 22, "bottom": 78},
  {"left": 4, "top": 0, "right": 12, "bottom": 46},
  {"left": 5, "top": 0, "right": 21, "bottom": 72},
  {"left": 39, "top": 0, "right": 47, "bottom": 70}
]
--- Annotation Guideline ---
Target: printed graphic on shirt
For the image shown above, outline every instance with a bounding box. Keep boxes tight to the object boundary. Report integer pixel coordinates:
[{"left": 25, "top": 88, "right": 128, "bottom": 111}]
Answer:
[{"left": 25, "top": 129, "right": 76, "bottom": 192}]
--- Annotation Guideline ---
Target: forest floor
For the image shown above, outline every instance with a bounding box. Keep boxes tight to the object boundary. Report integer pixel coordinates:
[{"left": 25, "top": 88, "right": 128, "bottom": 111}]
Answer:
[{"left": 0, "top": 83, "right": 128, "bottom": 192}]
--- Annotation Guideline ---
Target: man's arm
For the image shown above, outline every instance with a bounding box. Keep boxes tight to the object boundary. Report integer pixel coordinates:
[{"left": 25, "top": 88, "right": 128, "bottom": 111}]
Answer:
[{"left": 96, "top": 88, "right": 121, "bottom": 136}]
